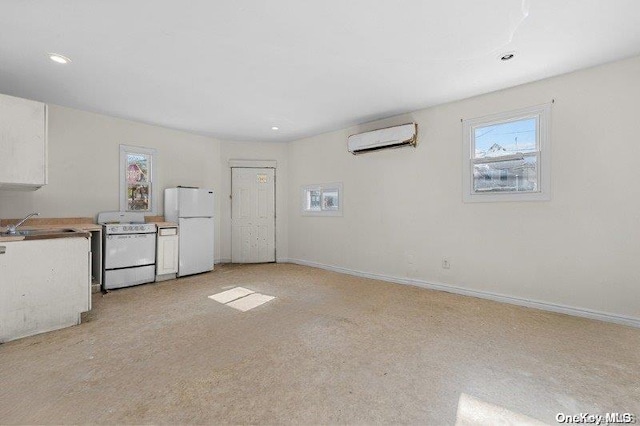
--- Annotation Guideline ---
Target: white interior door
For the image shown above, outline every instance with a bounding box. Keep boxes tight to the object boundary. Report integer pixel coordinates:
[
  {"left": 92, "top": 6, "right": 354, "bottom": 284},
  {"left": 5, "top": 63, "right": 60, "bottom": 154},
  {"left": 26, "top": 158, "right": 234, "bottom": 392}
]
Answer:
[{"left": 231, "top": 167, "right": 275, "bottom": 263}]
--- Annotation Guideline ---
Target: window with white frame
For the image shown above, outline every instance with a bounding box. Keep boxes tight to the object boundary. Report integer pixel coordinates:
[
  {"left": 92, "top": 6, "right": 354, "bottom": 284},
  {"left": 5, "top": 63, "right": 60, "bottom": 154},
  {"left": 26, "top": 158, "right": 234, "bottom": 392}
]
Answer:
[
  {"left": 462, "top": 103, "right": 551, "bottom": 202},
  {"left": 120, "top": 145, "right": 156, "bottom": 212},
  {"left": 302, "top": 183, "right": 343, "bottom": 216}
]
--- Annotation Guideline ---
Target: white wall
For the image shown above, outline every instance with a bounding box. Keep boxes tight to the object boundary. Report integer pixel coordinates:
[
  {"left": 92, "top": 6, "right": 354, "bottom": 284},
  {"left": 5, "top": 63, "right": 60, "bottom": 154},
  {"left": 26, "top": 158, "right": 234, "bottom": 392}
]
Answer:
[
  {"left": 0, "top": 104, "right": 224, "bottom": 258},
  {"left": 0, "top": 104, "right": 288, "bottom": 262},
  {"left": 286, "top": 56, "right": 640, "bottom": 324},
  {"left": 218, "top": 141, "right": 289, "bottom": 262}
]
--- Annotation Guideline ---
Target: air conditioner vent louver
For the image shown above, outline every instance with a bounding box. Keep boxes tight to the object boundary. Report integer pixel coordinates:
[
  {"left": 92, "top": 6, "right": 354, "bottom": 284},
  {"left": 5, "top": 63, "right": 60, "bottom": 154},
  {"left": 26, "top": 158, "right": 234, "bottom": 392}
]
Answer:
[{"left": 347, "top": 123, "right": 417, "bottom": 155}]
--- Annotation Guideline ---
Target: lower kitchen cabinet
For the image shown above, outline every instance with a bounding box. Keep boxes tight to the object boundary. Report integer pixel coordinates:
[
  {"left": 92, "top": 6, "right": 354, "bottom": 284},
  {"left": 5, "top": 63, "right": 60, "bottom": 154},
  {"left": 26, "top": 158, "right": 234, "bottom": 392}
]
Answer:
[
  {"left": 156, "top": 226, "right": 179, "bottom": 280},
  {"left": 0, "top": 236, "right": 91, "bottom": 343}
]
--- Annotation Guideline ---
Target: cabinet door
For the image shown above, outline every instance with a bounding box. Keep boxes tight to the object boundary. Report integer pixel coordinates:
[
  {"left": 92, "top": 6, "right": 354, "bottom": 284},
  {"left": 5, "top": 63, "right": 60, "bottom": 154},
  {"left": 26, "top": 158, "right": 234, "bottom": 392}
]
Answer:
[
  {"left": 0, "top": 238, "right": 90, "bottom": 342},
  {"left": 0, "top": 93, "right": 47, "bottom": 188},
  {"left": 157, "top": 233, "right": 179, "bottom": 275}
]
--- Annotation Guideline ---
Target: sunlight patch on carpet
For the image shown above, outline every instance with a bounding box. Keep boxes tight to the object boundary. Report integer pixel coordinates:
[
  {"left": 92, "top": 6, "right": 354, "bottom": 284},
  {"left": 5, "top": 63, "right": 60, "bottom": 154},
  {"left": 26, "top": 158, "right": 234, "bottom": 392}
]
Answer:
[
  {"left": 226, "top": 293, "right": 275, "bottom": 312},
  {"left": 455, "top": 393, "right": 546, "bottom": 426},
  {"left": 208, "top": 287, "right": 254, "bottom": 303},
  {"left": 208, "top": 287, "right": 275, "bottom": 312}
]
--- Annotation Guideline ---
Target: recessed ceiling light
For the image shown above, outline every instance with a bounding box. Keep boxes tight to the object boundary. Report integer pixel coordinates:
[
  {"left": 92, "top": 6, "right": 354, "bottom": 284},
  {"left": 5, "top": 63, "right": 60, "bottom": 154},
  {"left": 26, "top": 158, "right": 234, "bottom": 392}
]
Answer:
[
  {"left": 271, "top": 126, "right": 279, "bottom": 131},
  {"left": 500, "top": 52, "right": 515, "bottom": 61},
  {"left": 48, "top": 53, "right": 71, "bottom": 64}
]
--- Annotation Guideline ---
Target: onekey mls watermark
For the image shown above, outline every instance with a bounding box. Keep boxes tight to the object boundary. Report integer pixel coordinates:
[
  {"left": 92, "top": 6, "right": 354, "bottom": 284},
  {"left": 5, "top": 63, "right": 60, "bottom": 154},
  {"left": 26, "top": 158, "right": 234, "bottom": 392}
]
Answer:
[{"left": 556, "top": 412, "right": 636, "bottom": 425}]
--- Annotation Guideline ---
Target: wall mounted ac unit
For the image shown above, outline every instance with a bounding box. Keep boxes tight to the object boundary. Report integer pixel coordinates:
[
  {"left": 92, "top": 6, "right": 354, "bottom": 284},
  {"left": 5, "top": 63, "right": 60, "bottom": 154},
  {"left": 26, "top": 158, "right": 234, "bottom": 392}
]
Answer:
[{"left": 347, "top": 123, "right": 417, "bottom": 154}]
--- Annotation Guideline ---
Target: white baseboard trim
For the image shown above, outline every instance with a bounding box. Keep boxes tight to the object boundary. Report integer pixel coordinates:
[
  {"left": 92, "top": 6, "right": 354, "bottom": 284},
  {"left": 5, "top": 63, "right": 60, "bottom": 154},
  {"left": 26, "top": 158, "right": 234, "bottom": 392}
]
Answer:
[
  {"left": 283, "top": 258, "right": 640, "bottom": 329},
  {"left": 215, "top": 258, "right": 286, "bottom": 264}
]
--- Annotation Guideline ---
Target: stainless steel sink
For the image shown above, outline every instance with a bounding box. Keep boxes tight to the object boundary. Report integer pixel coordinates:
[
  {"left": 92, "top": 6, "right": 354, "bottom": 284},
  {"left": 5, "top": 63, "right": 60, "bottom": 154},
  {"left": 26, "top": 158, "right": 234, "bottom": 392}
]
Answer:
[
  {"left": 1, "top": 228, "right": 78, "bottom": 237},
  {"left": 18, "top": 229, "right": 77, "bottom": 236}
]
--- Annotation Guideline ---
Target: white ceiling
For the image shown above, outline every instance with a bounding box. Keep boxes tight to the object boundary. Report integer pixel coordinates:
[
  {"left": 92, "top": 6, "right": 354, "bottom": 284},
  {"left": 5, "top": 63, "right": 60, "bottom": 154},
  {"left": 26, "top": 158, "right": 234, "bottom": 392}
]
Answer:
[{"left": 1, "top": 1, "right": 639, "bottom": 142}]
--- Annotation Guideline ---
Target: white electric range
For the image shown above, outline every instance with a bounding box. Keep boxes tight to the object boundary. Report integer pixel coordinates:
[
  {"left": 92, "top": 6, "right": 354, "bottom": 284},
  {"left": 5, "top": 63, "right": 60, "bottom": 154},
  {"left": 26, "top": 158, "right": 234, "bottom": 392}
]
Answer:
[{"left": 98, "top": 212, "right": 157, "bottom": 290}]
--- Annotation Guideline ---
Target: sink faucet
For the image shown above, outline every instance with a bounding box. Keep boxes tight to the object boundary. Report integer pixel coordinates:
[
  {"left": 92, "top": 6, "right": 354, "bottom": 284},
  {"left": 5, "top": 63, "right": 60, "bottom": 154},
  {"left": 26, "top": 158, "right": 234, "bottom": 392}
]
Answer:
[{"left": 6, "top": 212, "right": 40, "bottom": 234}]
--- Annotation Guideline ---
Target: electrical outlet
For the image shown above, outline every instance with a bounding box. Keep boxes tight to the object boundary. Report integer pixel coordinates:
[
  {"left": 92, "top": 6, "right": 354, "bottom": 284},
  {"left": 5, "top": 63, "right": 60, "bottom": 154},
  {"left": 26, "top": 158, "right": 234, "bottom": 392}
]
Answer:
[{"left": 442, "top": 258, "right": 451, "bottom": 269}]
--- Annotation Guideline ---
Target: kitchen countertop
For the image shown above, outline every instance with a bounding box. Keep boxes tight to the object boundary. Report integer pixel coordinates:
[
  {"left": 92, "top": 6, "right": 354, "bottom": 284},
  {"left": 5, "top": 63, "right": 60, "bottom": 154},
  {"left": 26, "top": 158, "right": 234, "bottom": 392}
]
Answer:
[
  {"left": 0, "top": 218, "right": 99, "bottom": 242},
  {"left": 6, "top": 223, "right": 102, "bottom": 232},
  {"left": 153, "top": 222, "right": 178, "bottom": 228},
  {"left": 1, "top": 217, "right": 98, "bottom": 228},
  {"left": 0, "top": 228, "right": 92, "bottom": 242},
  {"left": 144, "top": 216, "right": 178, "bottom": 229},
  {"left": 0, "top": 217, "right": 178, "bottom": 242},
  {"left": 0, "top": 235, "right": 25, "bottom": 242}
]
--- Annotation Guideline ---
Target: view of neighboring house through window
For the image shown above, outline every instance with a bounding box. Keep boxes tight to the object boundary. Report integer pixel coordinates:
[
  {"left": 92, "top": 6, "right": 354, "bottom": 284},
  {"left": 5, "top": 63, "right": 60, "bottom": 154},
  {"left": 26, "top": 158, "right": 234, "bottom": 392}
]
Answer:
[
  {"left": 474, "top": 117, "right": 537, "bottom": 192},
  {"left": 120, "top": 145, "right": 156, "bottom": 212},
  {"left": 462, "top": 104, "right": 551, "bottom": 202},
  {"left": 302, "top": 183, "right": 342, "bottom": 216}
]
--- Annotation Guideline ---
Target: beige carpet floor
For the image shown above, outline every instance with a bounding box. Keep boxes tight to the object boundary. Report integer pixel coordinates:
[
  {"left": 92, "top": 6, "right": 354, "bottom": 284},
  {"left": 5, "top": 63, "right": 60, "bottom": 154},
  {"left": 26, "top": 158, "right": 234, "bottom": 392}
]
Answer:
[{"left": 0, "top": 263, "right": 638, "bottom": 424}]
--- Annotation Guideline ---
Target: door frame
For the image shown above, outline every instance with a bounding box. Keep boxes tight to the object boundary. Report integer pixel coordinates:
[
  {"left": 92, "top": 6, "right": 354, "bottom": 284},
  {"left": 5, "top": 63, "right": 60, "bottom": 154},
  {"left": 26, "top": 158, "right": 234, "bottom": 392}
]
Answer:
[{"left": 229, "top": 159, "right": 277, "bottom": 263}]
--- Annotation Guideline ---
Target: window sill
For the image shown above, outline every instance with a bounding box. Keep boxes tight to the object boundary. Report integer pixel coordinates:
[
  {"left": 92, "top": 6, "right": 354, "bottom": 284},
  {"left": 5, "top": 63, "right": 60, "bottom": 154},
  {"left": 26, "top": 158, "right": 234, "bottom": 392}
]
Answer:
[
  {"left": 301, "top": 210, "right": 343, "bottom": 217},
  {"left": 463, "top": 191, "right": 551, "bottom": 203}
]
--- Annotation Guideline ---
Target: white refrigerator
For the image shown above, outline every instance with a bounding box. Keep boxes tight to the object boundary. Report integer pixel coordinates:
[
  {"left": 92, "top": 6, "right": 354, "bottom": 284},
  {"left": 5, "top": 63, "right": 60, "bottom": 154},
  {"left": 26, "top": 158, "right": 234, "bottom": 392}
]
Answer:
[{"left": 164, "top": 187, "right": 215, "bottom": 277}]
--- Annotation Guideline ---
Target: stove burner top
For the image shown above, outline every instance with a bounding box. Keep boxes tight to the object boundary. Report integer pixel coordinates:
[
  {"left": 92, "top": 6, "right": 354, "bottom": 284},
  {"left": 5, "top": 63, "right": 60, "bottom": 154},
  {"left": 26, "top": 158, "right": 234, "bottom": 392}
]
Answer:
[{"left": 97, "top": 212, "right": 156, "bottom": 235}]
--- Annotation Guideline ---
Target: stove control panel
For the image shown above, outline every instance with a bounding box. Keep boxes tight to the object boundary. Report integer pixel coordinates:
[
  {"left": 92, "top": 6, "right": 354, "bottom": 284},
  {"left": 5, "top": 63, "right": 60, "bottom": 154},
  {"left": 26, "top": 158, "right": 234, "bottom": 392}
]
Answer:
[{"left": 103, "top": 223, "right": 157, "bottom": 235}]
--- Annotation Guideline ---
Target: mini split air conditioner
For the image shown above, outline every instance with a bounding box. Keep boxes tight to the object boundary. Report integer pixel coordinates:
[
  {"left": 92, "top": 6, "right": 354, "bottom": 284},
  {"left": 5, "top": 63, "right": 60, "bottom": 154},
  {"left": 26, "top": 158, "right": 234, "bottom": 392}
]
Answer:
[{"left": 347, "top": 123, "right": 417, "bottom": 154}]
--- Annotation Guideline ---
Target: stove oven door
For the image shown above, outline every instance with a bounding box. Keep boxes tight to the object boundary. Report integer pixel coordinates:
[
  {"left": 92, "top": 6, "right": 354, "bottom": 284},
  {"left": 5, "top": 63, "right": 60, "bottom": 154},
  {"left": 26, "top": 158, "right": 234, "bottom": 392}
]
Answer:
[{"left": 104, "top": 233, "right": 156, "bottom": 269}]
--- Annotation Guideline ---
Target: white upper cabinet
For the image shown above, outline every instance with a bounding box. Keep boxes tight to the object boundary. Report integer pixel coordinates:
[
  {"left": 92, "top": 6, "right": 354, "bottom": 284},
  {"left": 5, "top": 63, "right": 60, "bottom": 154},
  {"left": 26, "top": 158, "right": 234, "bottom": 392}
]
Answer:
[{"left": 0, "top": 93, "right": 47, "bottom": 190}]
